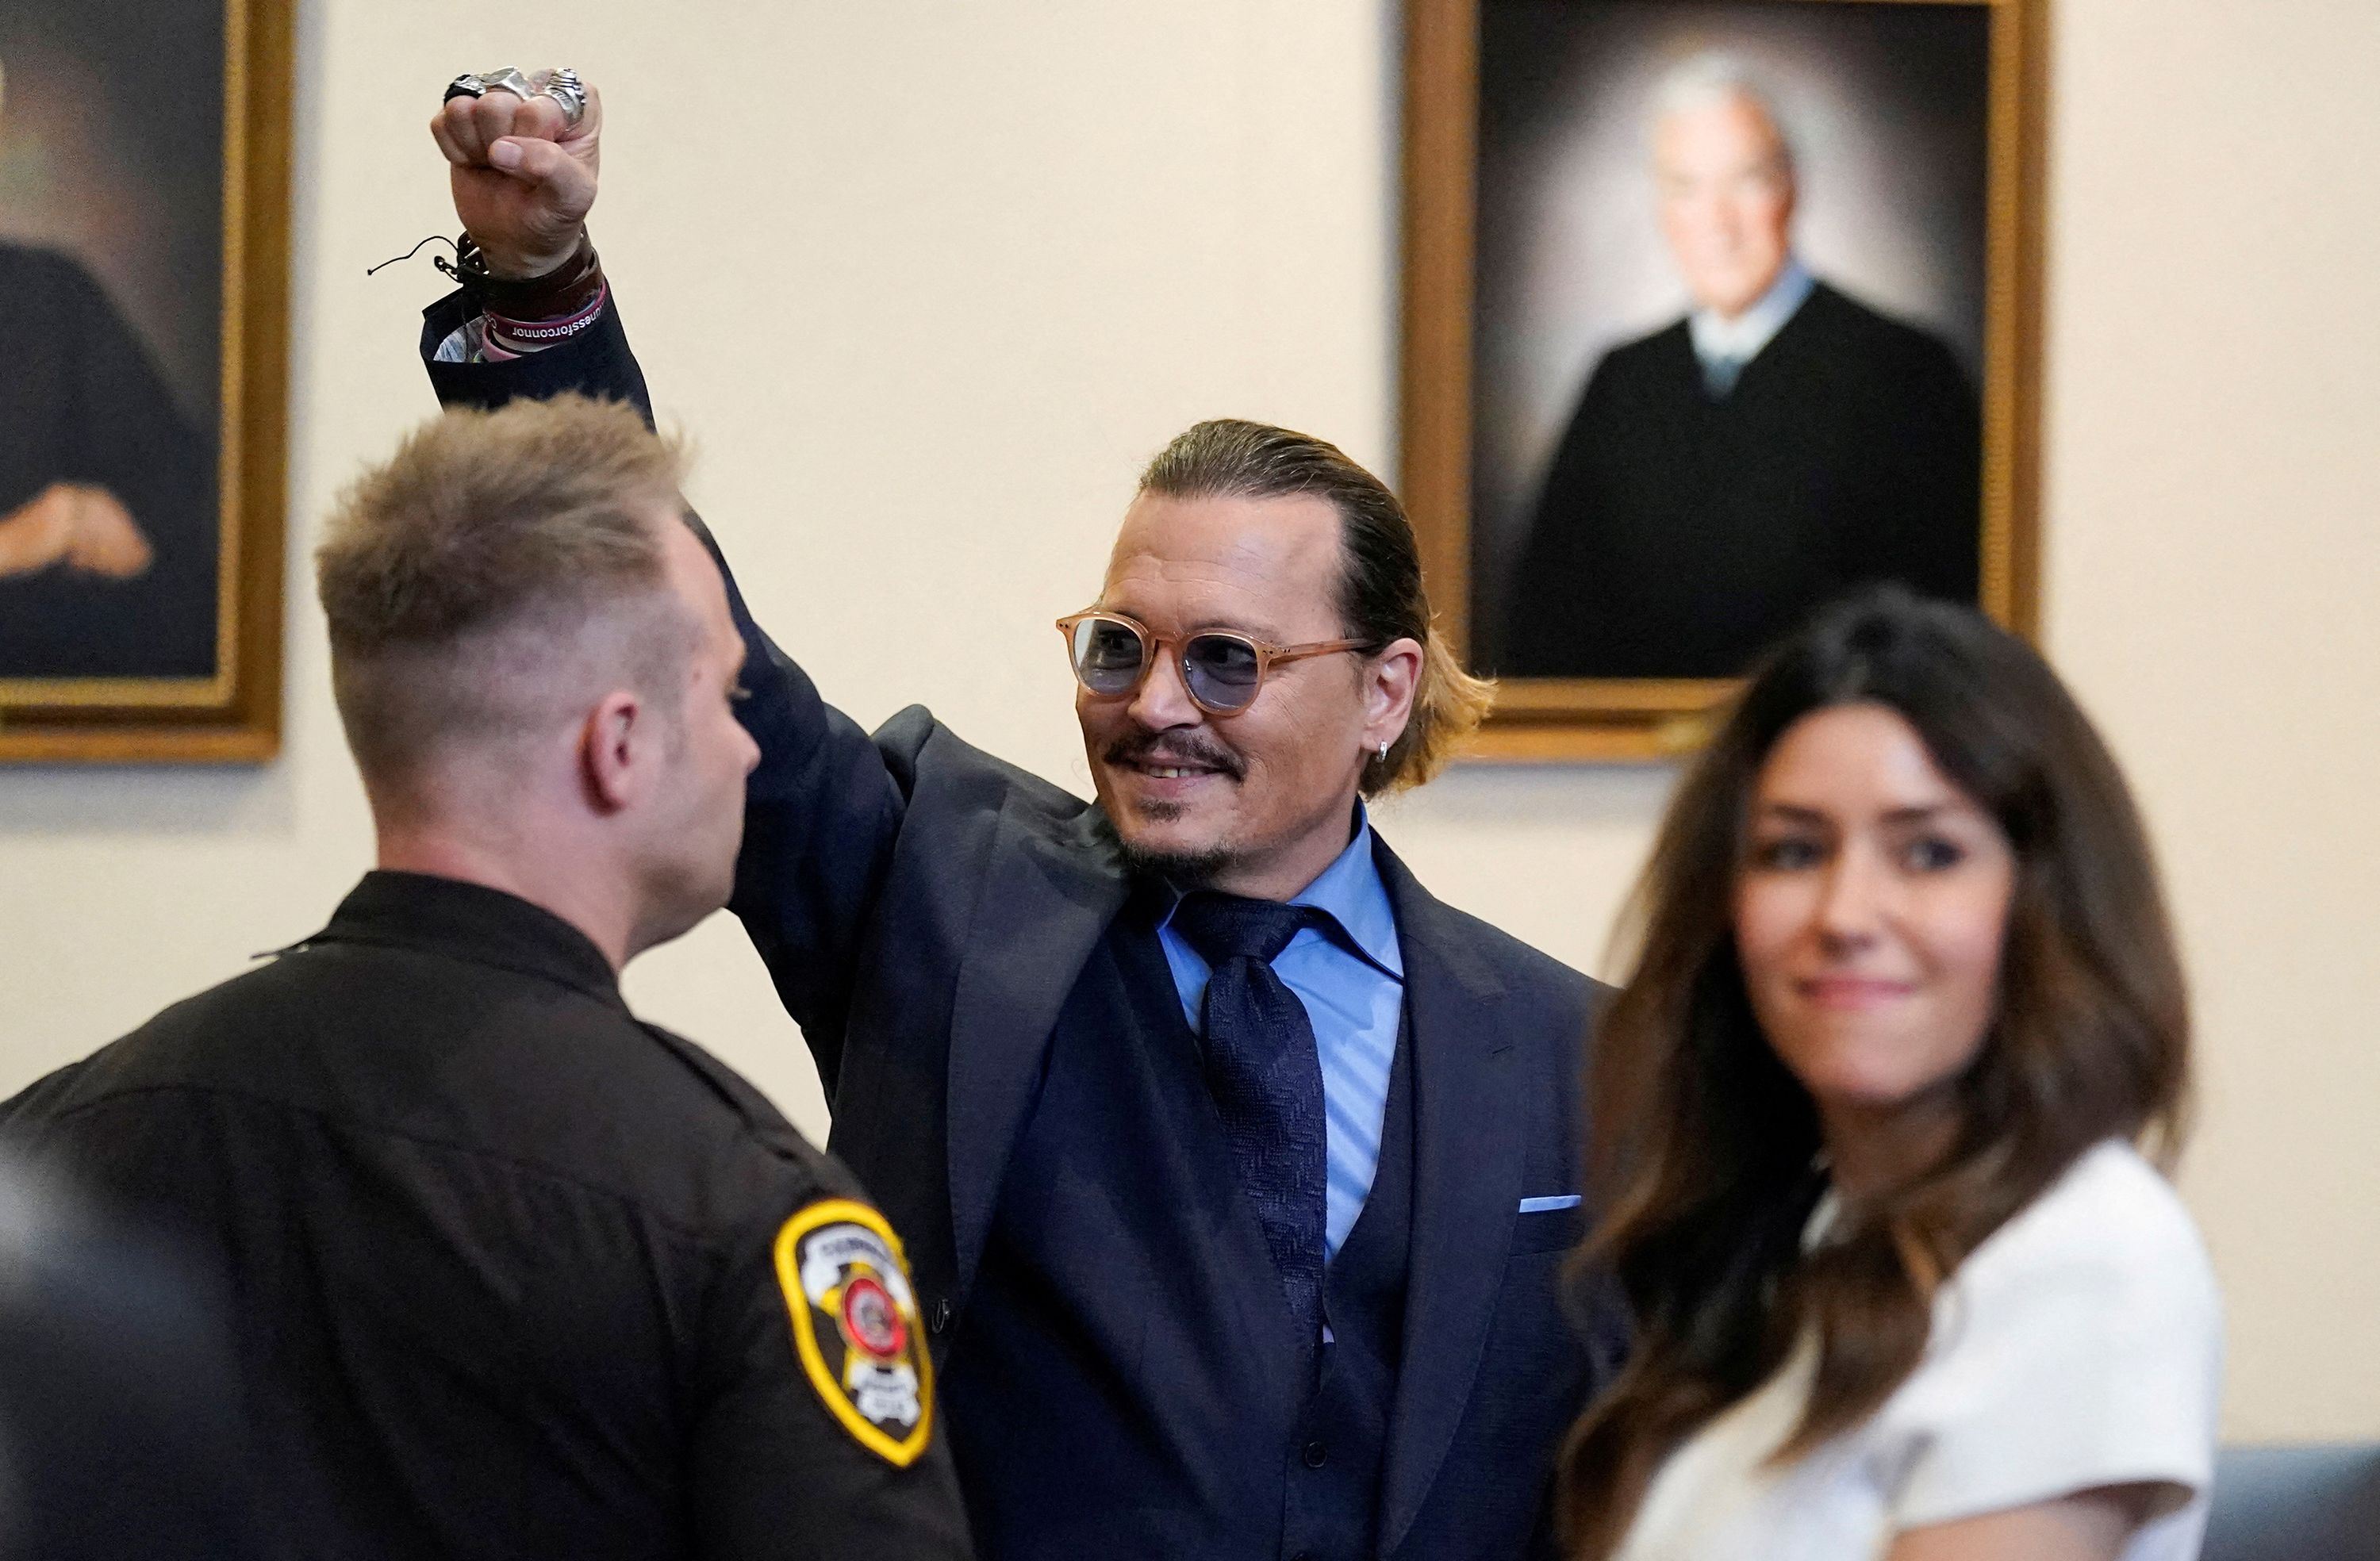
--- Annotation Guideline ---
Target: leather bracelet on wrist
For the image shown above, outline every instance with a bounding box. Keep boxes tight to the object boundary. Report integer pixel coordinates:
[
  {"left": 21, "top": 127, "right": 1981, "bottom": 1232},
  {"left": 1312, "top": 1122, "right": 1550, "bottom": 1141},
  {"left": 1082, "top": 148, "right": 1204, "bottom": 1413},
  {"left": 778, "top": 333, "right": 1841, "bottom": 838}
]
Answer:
[{"left": 436, "top": 228, "right": 604, "bottom": 321}]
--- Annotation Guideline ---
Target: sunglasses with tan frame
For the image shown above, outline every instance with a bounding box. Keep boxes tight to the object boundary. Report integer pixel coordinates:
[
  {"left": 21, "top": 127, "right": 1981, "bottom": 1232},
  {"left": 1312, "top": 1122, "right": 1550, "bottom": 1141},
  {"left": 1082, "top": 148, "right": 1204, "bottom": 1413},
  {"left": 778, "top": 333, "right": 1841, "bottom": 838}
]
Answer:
[{"left": 1055, "top": 610, "right": 1372, "bottom": 716}]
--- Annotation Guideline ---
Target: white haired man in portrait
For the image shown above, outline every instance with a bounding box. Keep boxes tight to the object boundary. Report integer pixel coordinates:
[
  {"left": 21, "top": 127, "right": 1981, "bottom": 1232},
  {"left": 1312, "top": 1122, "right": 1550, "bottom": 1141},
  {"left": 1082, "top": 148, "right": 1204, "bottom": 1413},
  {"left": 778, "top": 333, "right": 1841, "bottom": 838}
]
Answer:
[
  {"left": 0, "top": 54, "right": 216, "bottom": 678},
  {"left": 1505, "top": 52, "right": 1982, "bottom": 681}
]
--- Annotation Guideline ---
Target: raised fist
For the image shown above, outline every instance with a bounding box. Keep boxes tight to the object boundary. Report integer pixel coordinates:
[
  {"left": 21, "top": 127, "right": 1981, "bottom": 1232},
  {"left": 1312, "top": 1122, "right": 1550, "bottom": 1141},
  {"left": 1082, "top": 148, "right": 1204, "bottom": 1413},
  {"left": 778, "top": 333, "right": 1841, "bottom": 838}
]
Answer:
[{"left": 429, "top": 71, "right": 603, "bottom": 281}]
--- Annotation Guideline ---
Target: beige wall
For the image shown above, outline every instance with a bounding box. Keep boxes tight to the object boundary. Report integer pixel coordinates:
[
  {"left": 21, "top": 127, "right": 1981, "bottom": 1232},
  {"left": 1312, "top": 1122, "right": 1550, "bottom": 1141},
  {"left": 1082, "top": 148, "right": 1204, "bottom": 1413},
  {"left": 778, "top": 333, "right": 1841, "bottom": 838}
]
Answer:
[{"left": 1, "top": 0, "right": 2372, "bottom": 1440}]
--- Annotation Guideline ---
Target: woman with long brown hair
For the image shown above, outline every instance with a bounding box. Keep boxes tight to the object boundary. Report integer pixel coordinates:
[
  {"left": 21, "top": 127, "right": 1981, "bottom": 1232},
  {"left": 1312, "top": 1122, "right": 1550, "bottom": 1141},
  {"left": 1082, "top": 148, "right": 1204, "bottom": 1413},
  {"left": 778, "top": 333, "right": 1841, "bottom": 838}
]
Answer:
[{"left": 1560, "top": 587, "right": 2221, "bottom": 1561}]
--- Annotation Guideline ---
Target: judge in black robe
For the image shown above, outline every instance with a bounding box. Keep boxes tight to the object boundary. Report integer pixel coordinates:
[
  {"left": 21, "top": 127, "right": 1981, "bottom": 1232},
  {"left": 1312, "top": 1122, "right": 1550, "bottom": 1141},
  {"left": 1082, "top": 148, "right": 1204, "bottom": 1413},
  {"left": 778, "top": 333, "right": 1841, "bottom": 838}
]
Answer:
[
  {"left": 0, "top": 243, "right": 215, "bottom": 679},
  {"left": 1500, "top": 57, "right": 1982, "bottom": 681},
  {"left": 1504, "top": 279, "right": 1980, "bottom": 679}
]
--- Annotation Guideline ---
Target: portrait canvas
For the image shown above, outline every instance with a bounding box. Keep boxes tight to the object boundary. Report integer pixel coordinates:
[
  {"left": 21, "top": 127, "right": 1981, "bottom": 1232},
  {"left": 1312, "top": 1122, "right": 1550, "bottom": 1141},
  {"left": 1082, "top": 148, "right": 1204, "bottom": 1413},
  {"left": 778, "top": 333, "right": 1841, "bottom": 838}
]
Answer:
[
  {"left": 0, "top": 0, "right": 288, "bottom": 761},
  {"left": 1401, "top": 0, "right": 2042, "bottom": 759}
]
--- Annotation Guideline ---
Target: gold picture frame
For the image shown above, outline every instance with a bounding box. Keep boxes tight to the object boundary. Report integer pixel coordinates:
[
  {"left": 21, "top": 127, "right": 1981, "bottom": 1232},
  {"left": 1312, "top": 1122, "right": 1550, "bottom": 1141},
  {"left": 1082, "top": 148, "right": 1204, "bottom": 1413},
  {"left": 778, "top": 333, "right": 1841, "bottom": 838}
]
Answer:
[
  {"left": 0, "top": 0, "right": 291, "bottom": 761},
  {"left": 1403, "top": 0, "right": 2044, "bottom": 761}
]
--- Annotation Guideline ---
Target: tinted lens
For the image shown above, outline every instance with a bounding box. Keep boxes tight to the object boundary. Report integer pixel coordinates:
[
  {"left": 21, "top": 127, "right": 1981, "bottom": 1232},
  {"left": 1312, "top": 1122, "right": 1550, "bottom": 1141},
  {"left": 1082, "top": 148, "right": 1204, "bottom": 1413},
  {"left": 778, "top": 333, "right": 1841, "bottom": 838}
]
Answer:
[
  {"left": 1069, "top": 617, "right": 1147, "bottom": 695},
  {"left": 1183, "top": 633, "right": 1263, "bottom": 711}
]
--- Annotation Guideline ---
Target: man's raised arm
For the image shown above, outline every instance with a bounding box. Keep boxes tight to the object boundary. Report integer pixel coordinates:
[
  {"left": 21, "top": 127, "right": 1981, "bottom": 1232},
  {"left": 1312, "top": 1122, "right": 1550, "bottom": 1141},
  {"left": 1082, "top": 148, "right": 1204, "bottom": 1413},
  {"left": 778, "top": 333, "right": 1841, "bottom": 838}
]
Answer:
[{"left": 416, "top": 75, "right": 900, "bottom": 1095}]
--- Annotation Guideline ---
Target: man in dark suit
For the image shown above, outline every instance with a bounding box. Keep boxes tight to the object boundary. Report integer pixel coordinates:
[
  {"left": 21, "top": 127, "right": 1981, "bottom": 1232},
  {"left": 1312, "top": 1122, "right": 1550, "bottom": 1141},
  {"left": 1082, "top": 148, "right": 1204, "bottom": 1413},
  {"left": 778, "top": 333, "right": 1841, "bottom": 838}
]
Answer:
[
  {"left": 420, "top": 79, "right": 1619, "bottom": 1560},
  {"left": 1505, "top": 55, "right": 1981, "bottom": 681}
]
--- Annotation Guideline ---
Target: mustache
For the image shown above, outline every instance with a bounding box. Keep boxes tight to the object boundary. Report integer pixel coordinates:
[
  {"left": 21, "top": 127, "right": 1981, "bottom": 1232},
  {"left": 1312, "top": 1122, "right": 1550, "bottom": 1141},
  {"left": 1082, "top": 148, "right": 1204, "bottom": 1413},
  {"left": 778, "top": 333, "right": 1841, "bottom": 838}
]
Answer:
[{"left": 1101, "top": 732, "right": 1246, "bottom": 781}]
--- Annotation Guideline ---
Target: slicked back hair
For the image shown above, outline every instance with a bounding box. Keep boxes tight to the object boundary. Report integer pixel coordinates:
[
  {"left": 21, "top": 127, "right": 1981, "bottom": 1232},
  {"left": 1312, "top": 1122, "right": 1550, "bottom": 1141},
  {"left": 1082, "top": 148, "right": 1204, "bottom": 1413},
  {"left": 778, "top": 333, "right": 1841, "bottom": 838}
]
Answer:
[
  {"left": 1137, "top": 418, "right": 1491, "bottom": 793},
  {"left": 317, "top": 394, "right": 693, "bottom": 806}
]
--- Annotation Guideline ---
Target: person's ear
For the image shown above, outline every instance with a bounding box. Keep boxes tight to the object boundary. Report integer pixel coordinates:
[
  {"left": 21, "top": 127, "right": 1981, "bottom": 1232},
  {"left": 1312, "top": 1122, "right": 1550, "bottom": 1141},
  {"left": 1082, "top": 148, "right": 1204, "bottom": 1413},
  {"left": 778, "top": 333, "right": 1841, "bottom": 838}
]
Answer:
[
  {"left": 578, "top": 688, "right": 650, "bottom": 815},
  {"left": 1362, "top": 636, "right": 1424, "bottom": 751}
]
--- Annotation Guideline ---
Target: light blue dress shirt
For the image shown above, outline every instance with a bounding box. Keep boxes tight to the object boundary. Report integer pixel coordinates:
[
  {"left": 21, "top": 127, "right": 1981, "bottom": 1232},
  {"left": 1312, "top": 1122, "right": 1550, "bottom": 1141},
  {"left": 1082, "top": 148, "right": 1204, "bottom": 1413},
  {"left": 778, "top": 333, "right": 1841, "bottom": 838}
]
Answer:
[
  {"left": 1156, "top": 809, "right": 1404, "bottom": 1262},
  {"left": 1687, "top": 254, "right": 1814, "bottom": 397}
]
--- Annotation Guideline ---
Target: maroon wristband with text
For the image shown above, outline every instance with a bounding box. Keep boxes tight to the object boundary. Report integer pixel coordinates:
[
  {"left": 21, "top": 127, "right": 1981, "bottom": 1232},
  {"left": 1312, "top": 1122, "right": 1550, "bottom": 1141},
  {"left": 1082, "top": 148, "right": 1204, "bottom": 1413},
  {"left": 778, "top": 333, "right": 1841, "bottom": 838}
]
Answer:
[{"left": 486, "top": 281, "right": 610, "bottom": 354}]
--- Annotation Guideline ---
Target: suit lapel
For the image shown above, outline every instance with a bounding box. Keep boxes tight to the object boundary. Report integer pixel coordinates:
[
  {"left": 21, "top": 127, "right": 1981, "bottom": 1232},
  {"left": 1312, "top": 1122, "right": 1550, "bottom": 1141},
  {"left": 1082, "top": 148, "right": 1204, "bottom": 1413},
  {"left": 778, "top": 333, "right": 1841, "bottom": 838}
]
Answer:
[
  {"left": 944, "top": 795, "right": 1130, "bottom": 1302},
  {"left": 1373, "top": 842, "right": 1526, "bottom": 1555}
]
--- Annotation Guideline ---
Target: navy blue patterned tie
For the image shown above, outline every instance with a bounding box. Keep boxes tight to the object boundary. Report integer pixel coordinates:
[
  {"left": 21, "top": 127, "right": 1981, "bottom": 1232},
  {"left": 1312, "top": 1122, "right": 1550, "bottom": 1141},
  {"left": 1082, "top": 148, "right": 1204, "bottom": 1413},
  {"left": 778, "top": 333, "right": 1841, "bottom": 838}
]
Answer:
[{"left": 1172, "top": 892, "right": 1330, "bottom": 1345}]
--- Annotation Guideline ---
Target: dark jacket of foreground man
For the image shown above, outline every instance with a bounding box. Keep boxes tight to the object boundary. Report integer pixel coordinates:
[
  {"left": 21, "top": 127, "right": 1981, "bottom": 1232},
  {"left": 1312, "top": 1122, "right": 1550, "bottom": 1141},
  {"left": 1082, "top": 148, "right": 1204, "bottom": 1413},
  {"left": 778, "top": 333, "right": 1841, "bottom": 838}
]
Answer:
[
  {"left": 1507, "top": 282, "right": 1982, "bottom": 680},
  {"left": 0, "top": 872, "right": 973, "bottom": 1561},
  {"left": 420, "top": 290, "right": 1623, "bottom": 1561},
  {"left": 0, "top": 1154, "right": 263, "bottom": 1561}
]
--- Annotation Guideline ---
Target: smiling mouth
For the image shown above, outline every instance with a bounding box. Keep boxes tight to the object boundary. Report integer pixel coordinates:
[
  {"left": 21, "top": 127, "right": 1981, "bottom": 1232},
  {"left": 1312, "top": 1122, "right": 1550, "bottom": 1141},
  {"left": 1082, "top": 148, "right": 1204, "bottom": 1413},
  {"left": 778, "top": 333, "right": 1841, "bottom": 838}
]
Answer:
[
  {"left": 1104, "top": 738, "right": 1243, "bottom": 784},
  {"left": 1797, "top": 977, "right": 1916, "bottom": 1008}
]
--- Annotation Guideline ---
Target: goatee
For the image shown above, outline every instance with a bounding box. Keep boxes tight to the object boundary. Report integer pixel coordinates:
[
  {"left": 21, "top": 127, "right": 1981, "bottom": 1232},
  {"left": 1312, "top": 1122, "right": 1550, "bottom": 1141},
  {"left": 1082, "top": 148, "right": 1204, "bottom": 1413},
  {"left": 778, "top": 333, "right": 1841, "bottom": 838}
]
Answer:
[{"left": 1117, "top": 838, "right": 1236, "bottom": 890}]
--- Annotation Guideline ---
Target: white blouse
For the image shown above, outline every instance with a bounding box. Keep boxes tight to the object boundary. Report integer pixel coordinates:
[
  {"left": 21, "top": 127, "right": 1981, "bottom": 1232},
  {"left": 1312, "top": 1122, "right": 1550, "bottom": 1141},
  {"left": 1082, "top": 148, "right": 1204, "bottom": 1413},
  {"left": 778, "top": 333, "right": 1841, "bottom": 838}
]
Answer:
[{"left": 1614, "top": 1140, "right": 2225, "bottom": 1561}]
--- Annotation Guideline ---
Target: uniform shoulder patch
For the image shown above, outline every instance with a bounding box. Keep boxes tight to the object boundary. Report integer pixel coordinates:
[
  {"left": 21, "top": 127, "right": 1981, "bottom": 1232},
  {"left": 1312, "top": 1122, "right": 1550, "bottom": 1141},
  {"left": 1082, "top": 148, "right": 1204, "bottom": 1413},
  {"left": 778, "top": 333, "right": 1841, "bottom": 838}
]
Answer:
[{"left": 773, "top": 1199, "right": 935, "bottom": 1467}]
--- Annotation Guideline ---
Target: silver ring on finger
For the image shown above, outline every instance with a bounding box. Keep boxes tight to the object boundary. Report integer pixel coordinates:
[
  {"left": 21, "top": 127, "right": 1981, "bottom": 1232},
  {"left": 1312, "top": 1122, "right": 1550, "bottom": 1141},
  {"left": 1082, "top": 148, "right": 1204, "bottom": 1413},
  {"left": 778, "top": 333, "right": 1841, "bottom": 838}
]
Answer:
[
  {"left": 531, "top": 67, "right": 587, "bottom": 128},
  {"left": 443, "top": 67, "right": 538, "bottom": 105}
]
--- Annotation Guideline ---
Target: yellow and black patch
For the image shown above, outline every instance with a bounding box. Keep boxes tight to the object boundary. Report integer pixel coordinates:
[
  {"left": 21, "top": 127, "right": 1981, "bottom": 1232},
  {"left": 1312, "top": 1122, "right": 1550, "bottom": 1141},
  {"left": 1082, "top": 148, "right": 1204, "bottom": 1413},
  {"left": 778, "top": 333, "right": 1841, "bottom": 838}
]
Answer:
[{"left": 773, "top": 1199, "right": 934, "bottom": 1467}]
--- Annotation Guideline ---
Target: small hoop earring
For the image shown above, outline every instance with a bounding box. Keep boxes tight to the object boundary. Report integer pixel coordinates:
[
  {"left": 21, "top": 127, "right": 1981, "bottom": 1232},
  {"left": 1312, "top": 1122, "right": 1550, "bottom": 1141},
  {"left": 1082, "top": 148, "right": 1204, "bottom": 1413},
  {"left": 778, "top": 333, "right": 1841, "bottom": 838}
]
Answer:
[{"left": 1376, "top": 741, "right": 1390, "bottom": 762}]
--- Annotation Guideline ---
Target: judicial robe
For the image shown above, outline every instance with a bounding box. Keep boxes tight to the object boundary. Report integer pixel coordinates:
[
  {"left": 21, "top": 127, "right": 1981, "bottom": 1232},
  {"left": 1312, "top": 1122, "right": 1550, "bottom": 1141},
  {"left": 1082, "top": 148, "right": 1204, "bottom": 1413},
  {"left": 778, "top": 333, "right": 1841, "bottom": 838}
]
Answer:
[
  {"left": 1504, "top": 281, "right": 1981, "bottom": 680},
  {"left": 0, "top": 244, "right": 216, "bottom": 679}
]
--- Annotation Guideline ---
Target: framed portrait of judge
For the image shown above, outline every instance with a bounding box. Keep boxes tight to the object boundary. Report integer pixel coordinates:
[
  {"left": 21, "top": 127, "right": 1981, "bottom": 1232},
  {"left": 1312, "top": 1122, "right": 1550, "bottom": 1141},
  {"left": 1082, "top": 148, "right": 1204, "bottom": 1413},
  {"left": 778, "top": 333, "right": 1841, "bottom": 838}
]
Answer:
[
  {"left": 0, "top": 0, "right": 290, "bottom": 761},
  {"left": 1402, "top": 0, "right": 2044, "bottom": 760}
]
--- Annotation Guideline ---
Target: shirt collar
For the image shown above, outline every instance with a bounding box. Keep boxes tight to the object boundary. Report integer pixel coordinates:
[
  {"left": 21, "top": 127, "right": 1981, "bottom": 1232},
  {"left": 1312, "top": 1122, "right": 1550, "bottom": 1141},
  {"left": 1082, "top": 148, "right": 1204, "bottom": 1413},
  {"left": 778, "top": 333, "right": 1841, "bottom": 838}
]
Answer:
[
  {"left": 302, "top": 870, "right": 625, "bottom": 1006},
  {"left": 1150, "top": 804, "right": 1403, "bottom": 980},
  {"left": 1289, "top": 805, "right": 1403, "bottom": 978},
  {"left": 1689, "top": 255, "right": 1814, "bottom": 369}
]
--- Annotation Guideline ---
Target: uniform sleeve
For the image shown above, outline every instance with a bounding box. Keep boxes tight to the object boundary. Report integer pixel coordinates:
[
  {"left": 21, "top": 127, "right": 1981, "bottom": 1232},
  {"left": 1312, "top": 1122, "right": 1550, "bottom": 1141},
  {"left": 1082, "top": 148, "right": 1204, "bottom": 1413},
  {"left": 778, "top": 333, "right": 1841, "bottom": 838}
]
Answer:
[
  {"left": 1884, "top": 1160, "right": 2224, "bottom": 1532},
  {"left": 687, "top": 1187, "right": 973, "bottom": 1561}
]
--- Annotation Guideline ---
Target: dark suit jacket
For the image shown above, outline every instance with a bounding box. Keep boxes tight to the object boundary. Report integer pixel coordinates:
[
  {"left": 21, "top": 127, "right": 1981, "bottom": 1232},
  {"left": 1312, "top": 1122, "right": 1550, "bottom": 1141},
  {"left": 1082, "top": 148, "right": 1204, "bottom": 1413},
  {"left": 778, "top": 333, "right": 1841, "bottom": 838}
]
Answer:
[
  {"left": 1506, "top": 281, "right": 1981, "bottom": 680},
  {"left": 0, "top": 244, "right": 215, "bottom": 678},
  {"left": 420, "top": 290, "right": 1621, "bottom": 1559}
]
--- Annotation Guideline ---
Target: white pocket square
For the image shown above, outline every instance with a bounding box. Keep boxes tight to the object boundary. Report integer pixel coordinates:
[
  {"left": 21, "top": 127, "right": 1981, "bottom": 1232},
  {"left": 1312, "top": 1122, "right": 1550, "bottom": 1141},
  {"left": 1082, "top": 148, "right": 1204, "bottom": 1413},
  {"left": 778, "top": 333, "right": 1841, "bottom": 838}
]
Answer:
[{"left": 1517, "top": 1194, "right": 1582, "bottom": 1213}]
